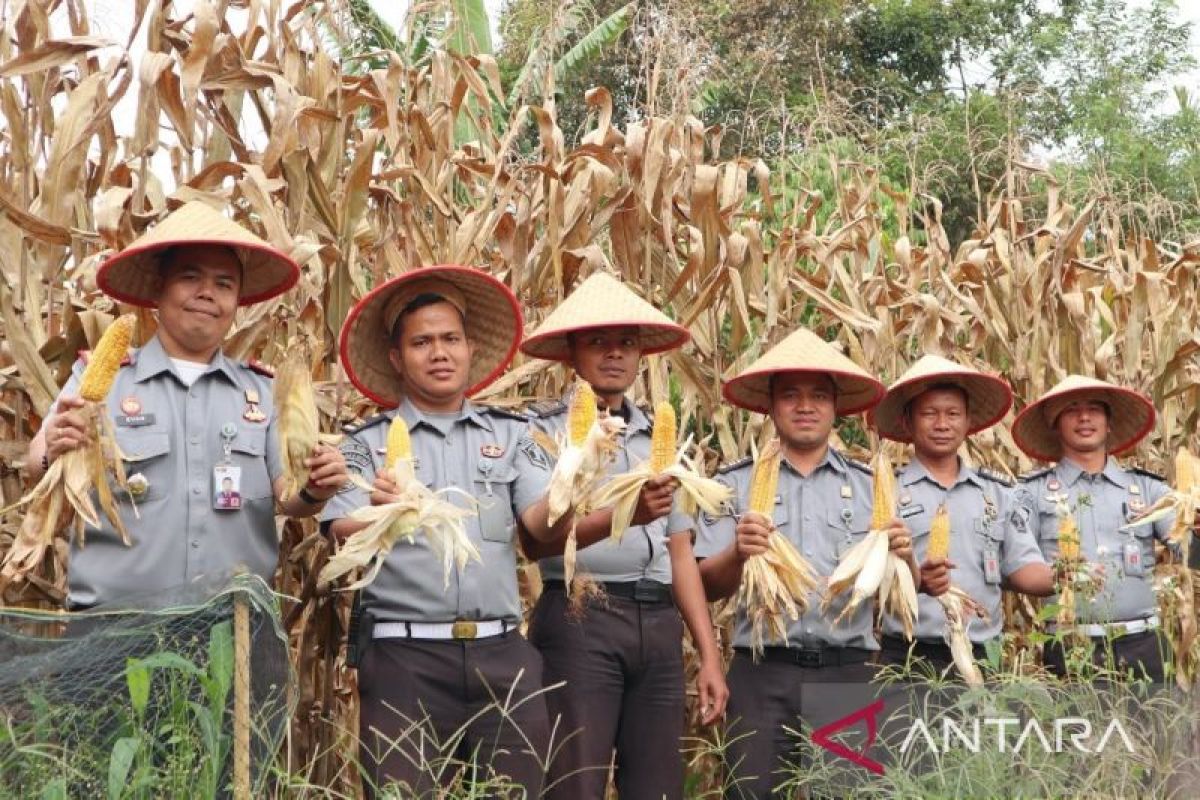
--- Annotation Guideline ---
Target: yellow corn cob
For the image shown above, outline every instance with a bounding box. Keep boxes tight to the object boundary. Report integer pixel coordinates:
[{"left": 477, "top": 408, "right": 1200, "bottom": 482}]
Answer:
[
  {"left": 649, "top": 401, "right": 677, "bottom": 473},
  {"left": 569, "top": 382, "right": 597, "bottom": 446},
  {"left": 1176, "top": 447, "right": 1196, "bottom": 493},
  {"left": 79, "top": 314, "right": 135, "bottom": 401},
  {"left": 871, "top": 450, "right": 896, "bottom": 530},
  {"left": 748, "top": 444, "right": 781, "bottom": 517},
  {"left": 1058, "top": 513, "right": 1080, "bottom": 560},
  {"left": 385, "top": 416, "right": 412, "bottom": 470},
  {"left": 927, "top": 504, "right": 951, "bottom": 562}
]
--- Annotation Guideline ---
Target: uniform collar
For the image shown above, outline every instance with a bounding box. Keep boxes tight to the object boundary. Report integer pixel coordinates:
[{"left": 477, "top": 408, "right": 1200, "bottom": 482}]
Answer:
[
  {"left": 558, "top": 387, "right": 650, "bottom": 434},
  {"left": 397, "top": 396, "right": 494, "bottom": 433},
  {"left": 1056, "top": 456, "right": 1125, "bottom": 488},
  {"left": 781, "top": 445, "right": 846, "bottom": 477},
  {"left": 133, "top": 334, "right": 240, "bottom": 386},
  {"left": 900, "top": 457, "right": 982, "bottom": 490}
]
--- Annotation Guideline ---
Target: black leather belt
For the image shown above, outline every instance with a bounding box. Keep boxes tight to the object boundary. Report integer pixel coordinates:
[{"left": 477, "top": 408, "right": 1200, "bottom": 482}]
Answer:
[
  {"left": 881, "top": 634, "right": 986, "bottom": 662},
  {"left": 543, "top": 578, "right": 674, "bottom": 604},
  {"left": 735, "top": 645, "right": 872, "bottom": 668}
]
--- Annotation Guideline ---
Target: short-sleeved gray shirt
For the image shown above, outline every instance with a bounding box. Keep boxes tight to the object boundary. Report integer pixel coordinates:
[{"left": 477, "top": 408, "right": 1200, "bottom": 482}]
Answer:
[
  {"left": 322, "top": 397, "right": 550, "bottom": 625},
  {"left": 1017, "top": 457, "right": 1173, "bottom": 623},
  {"left": 528, "top": 395, "right": 685, "bottom": 584},
  {"left": 880, "top": 459, "right": 1045, "bottom": 643},
  {"left": 694, "top": 447, "right": 879, "bottom": 650},
  {"left": 49, "top": 334, "right": 284, "bottom": 608}
]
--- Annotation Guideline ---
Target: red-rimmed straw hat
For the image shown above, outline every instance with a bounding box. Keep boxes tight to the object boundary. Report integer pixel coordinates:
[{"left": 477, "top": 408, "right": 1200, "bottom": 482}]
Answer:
[
  {"left": 96, "top": 200, "right": 299, "bottom": 307},
  {"left": 1012, "top": 375, "right": 1156, "bottom": 462},
  {"left": 339, "top": 265, "right": 522, "bottom": 408},
  {"left": 519, "top": 272, "right": 689, "bottom": 361},
  {"left": 870, "top": 354, "right": 1013, "bottom": 442},
  {"left": 722, "top": 328, "right": 885, "bottom": 415}
]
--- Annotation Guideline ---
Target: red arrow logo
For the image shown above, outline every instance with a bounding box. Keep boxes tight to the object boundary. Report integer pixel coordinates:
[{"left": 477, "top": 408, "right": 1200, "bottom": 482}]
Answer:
[{"left": 810, "top": 699, "right": 885, "bottom": 775}]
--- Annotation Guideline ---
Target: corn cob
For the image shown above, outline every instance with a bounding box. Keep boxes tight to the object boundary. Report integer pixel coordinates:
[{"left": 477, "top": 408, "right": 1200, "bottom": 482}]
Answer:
[
  {"left": 871, "top": 451, "right": 897, "bottom": 530},
  {"left": 927, "top": 504, "right": 951, "bottom": 562},
  {"left": 79, "top": 315, "right": 135, "bottom": 401},
  {"left": 569, "top": 382, "right": 598, "bottom": 446},
  {"left": 1057, "top": 513, "right": 1080, "bottom": 561},
  {"left": 649, "top": 401, "right": 676, "bottom": 474},
  {"left": 386, "top": 416, "right": 412, "bottom": 470},
  {"left": 1176, "top": 447, "right": 1196, "bottom": 494},
  {"left": 276, "top": 348, "right": 319, "bottom": 500},
  {"left": 748, "top": 444, "right": 781, "bottom": 517}
]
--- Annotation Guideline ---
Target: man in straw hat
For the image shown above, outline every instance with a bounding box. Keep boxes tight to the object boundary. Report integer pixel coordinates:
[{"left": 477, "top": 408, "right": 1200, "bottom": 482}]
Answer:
[
  {"left": 1013, "top": 375, "right": 1176, "bottom": 681},
  {"left": 324, "top": 265, "right": 609, "bottom": 796},
  {"left": 689, "top": 328, "right": 916, "bottom": 799},
  {"left": 518, "top": 271, "right": 729, "bottom": 800},
  {"left": 29, "top": 201, "right": 347, "bottom": 609},
  {"left": 870, "top": 355, "right": 1054, "bottom": 674}
]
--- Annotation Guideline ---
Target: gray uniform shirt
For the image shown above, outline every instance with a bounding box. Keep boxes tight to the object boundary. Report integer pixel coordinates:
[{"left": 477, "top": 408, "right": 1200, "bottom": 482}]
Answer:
[
  {"left": 322, "top": 397, "right": 550, "bottom": 625},
  {"left": 49, "top": 334, "right": 284, "bottom": 608},
  {"left": 694, "top": 448, "right": 879, "bottom": 650},
  {"left": 529, "top": 396, "right": 688, "bottom": 584},
  {"left": 1017, "top": 457, "right": 1173, "bottom": 623},
  {"left": 881, "top": 459, "right": 1045, "bottom": 643}
]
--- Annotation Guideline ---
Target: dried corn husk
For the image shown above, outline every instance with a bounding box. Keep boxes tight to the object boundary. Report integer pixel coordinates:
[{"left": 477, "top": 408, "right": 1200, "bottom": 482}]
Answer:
[
  {"left": 318, "top": 416, "right": 479, "bottom": 590},
  {"left": 588, "top": 401, "right": 732, "bottom": 540},
  {"left": 825, "top": 449, "right": 919, "bottom": 638},
  {"left": 276, "top": 347, "right": 320, "bottom": 502},
  {"left": 733, "top": 438, "right": 821, "bottom": 657},
  {"left": 0, "top": 315, "right": 139, "bottom": 597},
  {"left": 545, "top": 381, "right": 625, "bottom": 583},
  {"left": 939, "top": 585, "right": 988, "bottom": 686}
]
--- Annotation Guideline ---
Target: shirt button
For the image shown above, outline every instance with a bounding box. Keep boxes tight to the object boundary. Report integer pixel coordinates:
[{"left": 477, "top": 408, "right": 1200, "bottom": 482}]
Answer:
[
  {"left": 192, "top": 486, "right": 202, "bottom": 495},
  {"left": 191, "top": 540, "right": 200, "bottom": 548},
  {"left": 445, "top": 438, "right": 453, "bottom": 446},
  {"left": 190, "top": 436, "right": 200, "bottom": 445}
]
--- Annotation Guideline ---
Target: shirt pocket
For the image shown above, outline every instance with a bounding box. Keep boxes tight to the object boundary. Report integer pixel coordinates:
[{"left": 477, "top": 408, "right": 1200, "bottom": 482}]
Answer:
[
  {"left": 474, "top": 465, "right": 518, "bottom": 543},
  {"left": 828, "top": 507, "right": 870, "bottom": 557},
  {"left": 231, "top": 427, "right": 273, "bottom": 499},
  {"left": 115, "top": 429, "right": 170, "bottom": 501}
]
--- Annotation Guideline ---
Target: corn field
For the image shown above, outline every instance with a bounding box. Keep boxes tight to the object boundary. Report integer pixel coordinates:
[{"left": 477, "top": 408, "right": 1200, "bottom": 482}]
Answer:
[{"left": 1, "top": 0, "right": 1199, "bottom": 795}]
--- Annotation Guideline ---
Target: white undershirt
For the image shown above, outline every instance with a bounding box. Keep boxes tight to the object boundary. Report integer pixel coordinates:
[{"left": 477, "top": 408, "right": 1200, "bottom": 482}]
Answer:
[{"left": 170, "top": 358, "right": 208, "bottom": 387}]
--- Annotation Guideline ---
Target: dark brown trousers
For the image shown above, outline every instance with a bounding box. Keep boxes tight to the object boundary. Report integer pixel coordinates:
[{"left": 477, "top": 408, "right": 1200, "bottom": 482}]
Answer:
[
  {"left": 723, "top": 649, "right": 885, "bottom": 800},
  {"left": 1042, "top": 629, "right": 1169, "bottom": 683},
  {"left": 358, "top": 633, "right": 550, "bottom": 799},
  {"left": 529, "top": 587, "right": 686, "bottom": 800}
]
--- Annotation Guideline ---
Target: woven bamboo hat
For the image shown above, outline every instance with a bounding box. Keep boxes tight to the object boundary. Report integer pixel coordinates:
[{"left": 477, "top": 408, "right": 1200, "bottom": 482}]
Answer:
[
  {"left": 870, "top": 355, "right": 1013, "bottom": 442},
  {"left": 96, "top": 201, "right": 299, "bottom": 307},
  {"left": 1012, "top": 375, "right": 1156, "bottom": 462},
  {"left": 722, "top": 328, "right": 885, "bottom": 414},
  {"left": 520, "top": 272, "right": 689, "bottom": 361},
  {"left": 339, "top": 265, "right": 522, "bottom": 408}
]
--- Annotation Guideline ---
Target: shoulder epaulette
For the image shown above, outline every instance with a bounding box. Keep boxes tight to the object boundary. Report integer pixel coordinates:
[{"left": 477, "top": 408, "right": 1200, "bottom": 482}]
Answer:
[
  {"left": 343, "top": 412, "right": 390, "bottom": 435},
  {"left": 977, "top": 467, "right": 1015, "bottom": 487},
  {"left": 847, "top": 458, "right": 874, "bottom": 475},
  {"left": 77, "top": 348, "right": 134, "bottom": 367},
  {"left": 246, "top": 358, "right": 275, "bottom": 378},
  {"left": 1129, "top": 466, "right": 1166, "bottom": 482},
  {"left": 717, "top": 456, "right": 753, "bottom": 474},
  {"left": 1018, "top": 467, "right": 1052, "bottom": 482},
  {"left": 525, "top": 399, "right": 567, "bottom": 419},
  {"left": 482, "top": 405, "right": 529, "bottom": 422}
]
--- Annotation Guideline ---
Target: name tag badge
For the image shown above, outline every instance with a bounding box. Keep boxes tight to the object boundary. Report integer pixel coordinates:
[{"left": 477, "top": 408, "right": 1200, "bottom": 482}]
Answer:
[
  {"left": 899, "top": 504, "right": 924, "bottom": 519},
  {"left": 117, "top": 413, "right": 156, "bottom": 427},
  {"left": 1123, "top": 542, "right": 1144, "bottom": 577},
  {"left": 213, "top": 465, "right": 242, "bottom": 511},
  {"left": 983, "top": 548, "right": 1001, "bottom": 584}
]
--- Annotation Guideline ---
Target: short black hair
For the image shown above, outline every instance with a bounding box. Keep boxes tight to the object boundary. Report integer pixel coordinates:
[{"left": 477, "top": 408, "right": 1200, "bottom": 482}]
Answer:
[
  {"left": 158, "top": 244, "right": 244, "bottom": 285},
  {"left": 903, "top": 382, "right": 970, "bottom": 419},
  {"left": 390, "top": 293, "right": 465, "bottom": 343}
]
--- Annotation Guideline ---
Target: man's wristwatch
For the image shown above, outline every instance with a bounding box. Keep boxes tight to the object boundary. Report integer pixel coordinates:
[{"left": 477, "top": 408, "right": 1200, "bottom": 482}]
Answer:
[{"left": 299, "top": 486, "right": 326, "bottom": 505}]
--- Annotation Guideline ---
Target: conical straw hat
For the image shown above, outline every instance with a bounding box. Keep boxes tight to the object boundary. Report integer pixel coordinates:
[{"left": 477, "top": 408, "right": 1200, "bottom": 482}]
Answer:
[
  {"left": 722, "top": 328, "right": 884, "bottom": 414},
  {"left": 339, "top": 265, "right": 522, "bottom": 408},
  {"left": 870, "top": 355, "right": 1013, "bottom": 442},
  {"left": 1012, "top": 375, "right": 1156, "bottom": 462},
  {"left": 96, "top": 201, "right": 299, "bottom": 307},
  {"left": 520, "top": 272, "right": 689, "bottom": 361}
]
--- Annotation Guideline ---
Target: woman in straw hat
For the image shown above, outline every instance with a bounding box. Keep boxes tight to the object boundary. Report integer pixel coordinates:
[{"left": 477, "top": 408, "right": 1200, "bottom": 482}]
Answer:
[
  {"left": 1013, "top": 375, "right": 1174, "bottom": 681},
  {"left": 519, "top": 271, "right": 728, "bottom": 800},
  {"left": 688, "top": 328, "right": 915, "bottom": 800},
  {"left": 869, "top": 355, "right": 1054, "bottom": 674},
  {"left": 29, "top": 201, "right": 346, "bottom": 610},
  {"left": 324, "top": 265, "right": 610, "bottom": 797}
]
